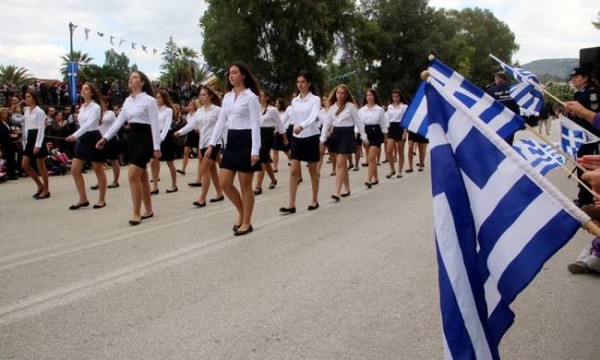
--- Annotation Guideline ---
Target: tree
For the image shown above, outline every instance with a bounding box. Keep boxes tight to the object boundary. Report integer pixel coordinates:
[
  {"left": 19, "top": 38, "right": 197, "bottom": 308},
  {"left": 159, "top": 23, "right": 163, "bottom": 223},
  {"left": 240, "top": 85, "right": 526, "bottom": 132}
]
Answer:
[
  {"left": 160, "top": 36, "right": 179, "bottom": 85},
  {"left": 102, "top": 49, "right": 136, "bottom": 82},
  {"left": 199, "top": 0, "right": 357, "bottom": 97},
  {"left": 174, "top": 46, "right": 199, "bottom": 83},
  {"left": 0, "top": 65, "right": 34, "bottom": 88}
]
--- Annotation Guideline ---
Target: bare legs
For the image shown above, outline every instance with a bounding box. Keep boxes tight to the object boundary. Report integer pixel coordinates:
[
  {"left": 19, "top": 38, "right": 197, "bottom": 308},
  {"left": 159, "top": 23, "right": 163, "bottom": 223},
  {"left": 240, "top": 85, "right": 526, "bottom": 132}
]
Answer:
[
  {"left": 151, "top": 159, "right": 177, "bottom": 192},
  {"left": 128, "top": 165, "right": 153, "bottom": 222},
  {"left": 385, "top": 139, "right": 405, "bottom": 177},
  {"left": 71, "top": 158, "right": 106, "bottom": 205},
  {"left": 196, "top": 157, "right": 223, "bottom": 204},
  {"left": 22, "top": 155, "right": 49, "bottom": 197},
  {"left": 333, "top": 153, "right": 350, "bottom": 197},
  {"left": 219, "top": 169, "right": 255, "bottom": 232},
  {"left": 366, "top": 145, "right": 380, "bottom": 184}
]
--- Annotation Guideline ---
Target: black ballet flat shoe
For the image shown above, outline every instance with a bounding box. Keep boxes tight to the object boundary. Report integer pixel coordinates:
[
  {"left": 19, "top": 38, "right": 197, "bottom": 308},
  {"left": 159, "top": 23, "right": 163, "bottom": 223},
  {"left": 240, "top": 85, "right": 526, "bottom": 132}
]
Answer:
[
  {"left": 176, "top": 170, "right": 186, "bottom": 175},
  {"left": 353, "top": 166, "right": 360, "bottom": 172},
  {"left": 150, "top": 189, "right": 159, "bottom": 195},
  {"left": 107, "top": 183, "right": 120, "bottom": 188},
  {"left": 232, "top": 224, "right": 241, "bottom": 232},
  {"left": 273, "top": 169, "right": 278, "bottom": 173},
  {"left": 69, "top": 201, "right": 90, "bottom": 210},
  {"left": 361, "top": 163, "right": 368, "bottom": 167},
  {"left": 307, "top": 203, "right": 319, "bottom": 211},
  {"left": 341, "top": 192, "right": 351, "bottom": 198},
  {"left": 166, "top": 187, "right": 178, "bottom": 193},
  {"left": 298, "top": 178, "right": 303, "bottom": 184},
  {"left": 35, "top": 192, "right": 51, "bottom": 200},
  {"left": 209, "top": 196, "right": 225, "bottom": 203},
  {"left": 397, "top": 174, "right": 403, "bottom": 179},
  {"left": 93, "top": 203, "right": 106, "bottom": 209},
  {"left": 405, "top": 169, "right": 414, "bottom": 173},
  {"left": 365, "top": 182, "right": 372, "bottom": 189},
  {"left": 279, "top": 207, "right": 296, "bottom": 214},
  {"left": 331, "top": 195, "right": 340, "bottom": 202},
  {"left": 129, "top": 219, "right": 142, "bottom": 226},
  {"left": 32, "top": 190, "right": 42, "bottom": 198},
  {"left": 385, "top": 172, "right": 396, "bottom": 179},
  {"left": 418, "top": 168, "right": 423, "bottom": 172},
  {"left": 382, "top": 159, "right": 389, "bottom": 163},
  {"left": 348, "top": 164, "right": 354, "bottom": 170},
  {"left": 269, "top": 180, "right": 277, "bottom": 189},
  {"left": 253, "top": 187, "right": 263, "bottom": 195},
  {"left": 187, "top": 182, "right": 202, "bottom": 187},
  {"left": 193, "top": 201, "right": 206, "bottom": 208},
  {"left": 330, "top": 171, "right": 336, "bottom": 176},
  {"left": 371, "top": 180, "right": 379, "bottom": 185},
  {"left": 90, "top": 184, "right": 99, "bottom": 190},
  {"left": 234, "top": 225, "right": 254, "bottom": 236},
  {"left": 141, "top": 213, "right": 154, "bottom": 220}
]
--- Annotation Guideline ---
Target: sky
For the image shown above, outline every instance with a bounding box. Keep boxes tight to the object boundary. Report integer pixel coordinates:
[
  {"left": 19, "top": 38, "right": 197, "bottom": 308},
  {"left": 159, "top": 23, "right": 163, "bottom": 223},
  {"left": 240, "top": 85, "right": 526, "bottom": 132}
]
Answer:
[{"left": 0, "top": 0, "right": 597, "bottom": 81}]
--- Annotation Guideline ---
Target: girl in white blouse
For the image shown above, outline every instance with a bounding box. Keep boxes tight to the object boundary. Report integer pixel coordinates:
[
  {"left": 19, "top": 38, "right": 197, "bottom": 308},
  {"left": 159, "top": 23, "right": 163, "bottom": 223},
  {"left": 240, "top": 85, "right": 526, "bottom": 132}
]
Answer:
[
  {"left": 320, "top": 84, "right": 367, "bottom": 201},
  {"left": 204, "top": 61, "right": 261, "bottom": 236},
  {"left": 20, "top": 90, "right": 50, "bottom": 199},
  {"left": 66, "top": 82, "right": 108, "bottom": 209},
  {"left": 149, "top": 89, "right": 178, "bottom": 194},
  {"left": 254, "top": 90, "right": 287, "bottom": 195},
  {"left": 385, "top": 89, "right": 408, "bottom": 179},
  {"left": 359, "top": 88, "right": 387, "bottom": 187},
  {"left": 175, "top": 85, "right": 224, "bottom": 207},
  {"left": 96, "top": 71, "right": 161, "bottom": 226},
  {"left": 279, "top": 71, "right": 321, "bottom": 213}
]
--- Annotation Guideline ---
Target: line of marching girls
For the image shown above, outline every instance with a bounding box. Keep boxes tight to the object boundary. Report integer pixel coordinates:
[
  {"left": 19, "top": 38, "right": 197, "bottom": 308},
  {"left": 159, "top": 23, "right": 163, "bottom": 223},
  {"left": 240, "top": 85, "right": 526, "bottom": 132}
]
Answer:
[{"left": 7, "top": 62, "right": 429, "bottom": 236}]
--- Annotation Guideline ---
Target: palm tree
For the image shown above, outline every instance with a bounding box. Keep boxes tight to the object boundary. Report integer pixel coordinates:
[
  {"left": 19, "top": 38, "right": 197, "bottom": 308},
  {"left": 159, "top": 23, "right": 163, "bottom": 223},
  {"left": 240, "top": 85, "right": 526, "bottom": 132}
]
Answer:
[
  {"left": 59, "top": 51, "right": 94, "bottom": 79},
  {"left": 0, "top": 65, "right": 34, "bottom": 88},
  {"left": 174, "top": 46, "right": 199, "bottom": 83}
]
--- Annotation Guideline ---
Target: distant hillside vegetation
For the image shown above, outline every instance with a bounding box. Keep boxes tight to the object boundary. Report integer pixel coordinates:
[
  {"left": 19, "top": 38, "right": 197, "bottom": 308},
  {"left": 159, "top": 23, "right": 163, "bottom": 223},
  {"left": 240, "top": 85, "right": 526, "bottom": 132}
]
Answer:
[{"left": 521, "top": 58, "right": 578, "bottom": 82}]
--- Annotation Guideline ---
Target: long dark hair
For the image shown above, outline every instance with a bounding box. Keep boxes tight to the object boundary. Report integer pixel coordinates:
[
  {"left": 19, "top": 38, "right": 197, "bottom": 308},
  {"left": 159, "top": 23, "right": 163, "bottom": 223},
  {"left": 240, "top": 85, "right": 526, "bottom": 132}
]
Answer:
[
  {"left": 25, "top": 89, "right": 39, "bottom": 107},
  {"left": 275, "top": 98, "right": 286, "bottom": 112},
  {"left": 134, "top": 70, "right": 155, "bottom": 97},
  {"left": 297, "top": 71, "right": 317, "bottom": 95},
  {"left": 83, "top": 82, "right": 106, "bottom": 124},
  {"left": 226, "top": 61, "right": 260, "bottom": 95},
  {"left": 201, "top": 85, "right": 222, "bottom": 107},
  {"left": 362, "top": 88, "right": 381, "bottom": 106},
  {"left": 157, "top": 89, "right": 174, "bottom": 121}
]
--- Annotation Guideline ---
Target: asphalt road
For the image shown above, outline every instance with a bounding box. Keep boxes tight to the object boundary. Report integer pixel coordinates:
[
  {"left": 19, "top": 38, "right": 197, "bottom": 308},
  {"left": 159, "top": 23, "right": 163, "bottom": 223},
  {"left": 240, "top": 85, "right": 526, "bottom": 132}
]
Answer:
[{"left": 1, "top": 140, "right": 599, "bottom": 359}]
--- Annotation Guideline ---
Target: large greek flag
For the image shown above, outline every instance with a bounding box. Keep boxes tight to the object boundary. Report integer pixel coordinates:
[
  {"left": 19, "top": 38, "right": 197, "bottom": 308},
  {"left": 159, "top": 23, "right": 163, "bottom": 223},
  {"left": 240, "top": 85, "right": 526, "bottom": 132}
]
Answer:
[
  {"left": 512, "top": 139, "right": 564, "bottom": 175},
  {"left": 401, "top": 58, "right": 525, "bottom": 139},
  {"left": 425, "top": 74, "right": 588, "bottom": 359}
]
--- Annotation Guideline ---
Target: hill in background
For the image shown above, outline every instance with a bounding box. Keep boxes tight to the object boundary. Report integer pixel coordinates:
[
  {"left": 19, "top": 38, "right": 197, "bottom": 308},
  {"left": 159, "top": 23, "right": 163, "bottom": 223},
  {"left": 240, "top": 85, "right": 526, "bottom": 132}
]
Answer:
[{"left": 521, "top": 58, "right": 578, "bottom": 82}]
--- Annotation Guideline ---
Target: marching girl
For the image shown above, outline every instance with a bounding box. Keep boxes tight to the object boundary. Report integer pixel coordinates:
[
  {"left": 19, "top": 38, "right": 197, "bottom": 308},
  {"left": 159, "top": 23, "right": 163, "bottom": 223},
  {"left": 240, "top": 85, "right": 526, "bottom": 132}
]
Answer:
[
  {"left": 384, "top": 89, "right": 408, "bottom": 179},
  {"left": 204, "top": 61, "right": 261, "bottom": 236},
  {"left": 96, "top": 71, "right": 161, "bottom": 225},
  {"left": 20, "top": 90, "right": 50, "bottom": 199},
  {"left": 95, "top": 100, "right": 121, "bottom": 189},
  {"left": 177, "top": 99, "right": 200, "bottom": 180},
  {"left": 279, "top": 71, "right": 321, "bottom": 213},
  {"left": 150, "top": 89, "right": 178, "bottom": 194},
  {"left": 66, "top": 82, "right": 108, "bottom": 209},
  {"left": 254, "top": 90, "right": 287, "bottom": 195},
  {"left": 175, "top": 85, "right": 225, "bottom": 208},
  {"left": 359, "top": 88, "right": 387, "bottom": 188},
  {"left": 320, "top": 84, "right": 367, "bottom": 201},
  {"left": 271, "top": 98, "right": 288, "bottom": 173}
]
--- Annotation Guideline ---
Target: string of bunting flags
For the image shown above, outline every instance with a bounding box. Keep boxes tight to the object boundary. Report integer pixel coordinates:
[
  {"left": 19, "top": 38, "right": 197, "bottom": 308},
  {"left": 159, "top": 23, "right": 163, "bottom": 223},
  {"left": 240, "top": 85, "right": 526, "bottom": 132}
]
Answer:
[{"left": 69, "top": 23, "right": 160, "bottom": 56}]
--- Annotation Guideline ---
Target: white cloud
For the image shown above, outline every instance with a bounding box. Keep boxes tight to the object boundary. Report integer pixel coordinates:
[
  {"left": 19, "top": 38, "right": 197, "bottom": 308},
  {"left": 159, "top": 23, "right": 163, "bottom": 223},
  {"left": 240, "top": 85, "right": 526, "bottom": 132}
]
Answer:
[
  {"left": 0, "top": 1, "right": 208, "bottom": 80},
  {"left": 428, "top": 0, "right": 599, "bottom": 63}
]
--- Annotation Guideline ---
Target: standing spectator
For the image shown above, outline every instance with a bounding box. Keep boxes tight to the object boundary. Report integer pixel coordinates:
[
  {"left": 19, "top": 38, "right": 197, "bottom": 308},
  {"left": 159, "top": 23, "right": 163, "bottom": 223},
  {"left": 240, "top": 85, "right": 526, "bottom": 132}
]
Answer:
[{"left": 0, "top": 107, "right": 19, "bottom": 180}]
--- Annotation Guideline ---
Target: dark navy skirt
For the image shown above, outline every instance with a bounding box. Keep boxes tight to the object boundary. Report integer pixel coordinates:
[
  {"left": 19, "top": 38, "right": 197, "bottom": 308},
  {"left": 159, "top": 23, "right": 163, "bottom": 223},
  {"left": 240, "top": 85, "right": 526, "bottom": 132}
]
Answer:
[
  {"left": 127, "top": 123, "right": 153, "bottom": 169},
  {"left": 75, "top": 130, "right": 105, "bottom": 162},
  {"left": 220, "top": 129, "right": 261, "bottom": 173},
  {"left": 327, "top": 126, "right": 355, "bottom": 154},
  {"left": 387, "top": 122, "right": 406, "bottom": 141},
  {"left": 365, "top": 125, "right": 384, "bottom": 147},
  {"left": 24, "top": 129, "right": 48, "bottom": 158}
]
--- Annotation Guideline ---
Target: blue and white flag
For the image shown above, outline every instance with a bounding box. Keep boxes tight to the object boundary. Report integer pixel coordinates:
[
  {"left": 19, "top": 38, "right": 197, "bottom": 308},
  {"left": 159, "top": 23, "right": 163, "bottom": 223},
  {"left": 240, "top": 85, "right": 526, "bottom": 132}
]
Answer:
[
  {"left": 512, "top": 139, "right": 564, "bottom": 175},
  {"left": 401, "top": 59, "right": 525, "bottom": 139},
  {"left": 510, "top": 82, "right": 544, "bottom": 115},
  {"left": 426, "top": 77, "right": 588, "bottom": 359},
  {"left": 489, "top": 54, "right": 541, "bottom": 86},
  {"left": 560, "top": 114, "right": 600, "bottom": 159}
]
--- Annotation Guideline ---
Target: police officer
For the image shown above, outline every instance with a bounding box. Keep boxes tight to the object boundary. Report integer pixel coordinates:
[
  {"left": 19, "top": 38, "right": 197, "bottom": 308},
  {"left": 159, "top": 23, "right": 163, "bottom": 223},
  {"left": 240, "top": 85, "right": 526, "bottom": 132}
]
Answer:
[
  {"left": 485, "top": 71, "right": 521, "bottom": 145},
  {"left": 568, "top": 65, "right": 600, "bottom": 207}
]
